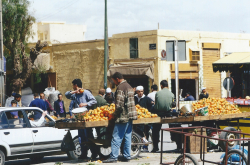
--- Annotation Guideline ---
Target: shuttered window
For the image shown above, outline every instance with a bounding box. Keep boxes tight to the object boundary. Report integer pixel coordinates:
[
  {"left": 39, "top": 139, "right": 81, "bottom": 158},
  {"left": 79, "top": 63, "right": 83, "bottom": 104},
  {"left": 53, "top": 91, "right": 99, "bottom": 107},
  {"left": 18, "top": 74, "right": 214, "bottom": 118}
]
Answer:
[{"left": 130, "top": 38, "right": 138, "bottom": 58}]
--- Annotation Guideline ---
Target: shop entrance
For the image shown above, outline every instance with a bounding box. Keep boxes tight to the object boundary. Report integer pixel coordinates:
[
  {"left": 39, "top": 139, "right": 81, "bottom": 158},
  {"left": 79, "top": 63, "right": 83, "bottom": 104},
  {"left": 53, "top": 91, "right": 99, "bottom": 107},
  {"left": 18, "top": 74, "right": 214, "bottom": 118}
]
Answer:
[
  {"left": 171, "top": 79, "right": 196, "bottom": 100},
  {"left": 124, "top": 75, "right": 149, "bottom": 95}
]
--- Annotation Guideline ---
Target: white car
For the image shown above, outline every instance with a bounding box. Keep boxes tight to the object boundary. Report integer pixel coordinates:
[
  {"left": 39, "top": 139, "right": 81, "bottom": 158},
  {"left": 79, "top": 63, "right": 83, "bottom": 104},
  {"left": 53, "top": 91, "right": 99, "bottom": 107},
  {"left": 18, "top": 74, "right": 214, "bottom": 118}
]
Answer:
[{"left": 0, "top": 107, "right": 81, "bottom": 165}]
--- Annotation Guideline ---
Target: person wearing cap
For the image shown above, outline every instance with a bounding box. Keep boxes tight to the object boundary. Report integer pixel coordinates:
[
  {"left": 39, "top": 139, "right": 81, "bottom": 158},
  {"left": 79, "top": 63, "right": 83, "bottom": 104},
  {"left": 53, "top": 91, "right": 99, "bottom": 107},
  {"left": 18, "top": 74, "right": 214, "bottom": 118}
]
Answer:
[
  {"left": 184, "top": 92, "right": 195, "bottom": 101},
  {"left": 104, "top": 87, "right": 114, "bottom": 103},
  {"left": 199, "top": 87, "right": 209, "bottom": 100},
  {"left": 134, "top": 85, "right": 154, "bottom": 152}
]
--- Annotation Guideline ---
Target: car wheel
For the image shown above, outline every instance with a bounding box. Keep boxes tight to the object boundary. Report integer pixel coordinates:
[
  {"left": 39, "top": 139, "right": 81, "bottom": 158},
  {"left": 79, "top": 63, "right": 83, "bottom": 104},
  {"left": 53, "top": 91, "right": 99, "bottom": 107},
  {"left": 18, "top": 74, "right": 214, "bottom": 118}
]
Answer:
[
  {"left": 67, "top": 138, "right": 81, "bottom": 160},
  {"left": 219, "top": 127, "right": 240, "bottom": 151},
  {"left": 0, "top": 150, "right": 5, "bottom": 165},
  {"left": 30, "top": 156, "right": 44, "bottom": 162}
]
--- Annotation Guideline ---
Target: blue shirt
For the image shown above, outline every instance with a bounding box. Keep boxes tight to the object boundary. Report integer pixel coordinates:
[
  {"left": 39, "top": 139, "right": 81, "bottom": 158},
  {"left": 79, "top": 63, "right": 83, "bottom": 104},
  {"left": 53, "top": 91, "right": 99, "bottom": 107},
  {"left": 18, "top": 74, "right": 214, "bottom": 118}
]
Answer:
[
  {"left": 65, "top": 90, "right": 97, "bottom": 109},
  {"left": 69, "top": 100, "right": 76, "bottom": 116},
  {"left": 29, "top": 98, "right": 47, "bottom": 120},
  {"left": 184, "top": 95, "right": 195, "bottom": 101}
]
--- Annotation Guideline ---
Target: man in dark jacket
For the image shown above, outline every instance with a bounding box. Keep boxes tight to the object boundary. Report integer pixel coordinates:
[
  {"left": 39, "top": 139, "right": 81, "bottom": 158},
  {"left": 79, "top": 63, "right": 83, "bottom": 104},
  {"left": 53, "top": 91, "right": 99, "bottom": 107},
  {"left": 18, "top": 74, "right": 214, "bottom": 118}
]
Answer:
[
  {"left": 103, "top": 72, "right": 137, "bottom": 163},
  {"left": 54, "top": 93, "right": 66, "bottom": 118},
  {"left": 199, "top": 87, "right": 209, "bottom": 100},
  {"left": 134, "top": 85, "right": 154, "bottom": 152},
  {"left": 184, "top": 92, "right": 195, "bottom": 101},
  {"left": 29, "top": 93, "right": 47, "bottom": 120}
]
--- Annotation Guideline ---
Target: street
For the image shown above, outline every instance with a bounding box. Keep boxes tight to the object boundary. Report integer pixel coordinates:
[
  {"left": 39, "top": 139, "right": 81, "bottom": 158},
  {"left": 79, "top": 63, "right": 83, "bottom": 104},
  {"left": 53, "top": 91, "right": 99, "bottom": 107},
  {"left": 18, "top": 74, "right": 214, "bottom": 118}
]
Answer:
[{"left": 4, "top": 124, "right": 224, "bottom": 165}]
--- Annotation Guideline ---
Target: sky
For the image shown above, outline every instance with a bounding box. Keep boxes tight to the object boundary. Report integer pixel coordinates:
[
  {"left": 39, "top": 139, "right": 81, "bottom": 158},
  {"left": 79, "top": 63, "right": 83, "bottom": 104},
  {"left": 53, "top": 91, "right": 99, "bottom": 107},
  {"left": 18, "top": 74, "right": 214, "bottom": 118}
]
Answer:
[{"left": 28, "top": 0, "right": 250, "bottom": 41}]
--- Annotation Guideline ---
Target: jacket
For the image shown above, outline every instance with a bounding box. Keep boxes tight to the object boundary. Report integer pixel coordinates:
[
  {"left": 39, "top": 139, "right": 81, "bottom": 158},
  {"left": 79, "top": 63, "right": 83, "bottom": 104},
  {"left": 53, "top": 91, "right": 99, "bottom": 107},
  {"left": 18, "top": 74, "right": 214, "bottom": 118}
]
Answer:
[
  {"left": 154, "top": 88, "right": 174, "bottom": 117},
  {"left": 114, "top": 80, "right": 137, "bottom": 123},
  {"left": 92, "top": 95, "right": 108, "bottom": 109},
  {"left": 134, "top": 94, "right": 154, "bottom": 111},
  {"left": 54, "top": 100, "right": 66, "bottom": 116},
  {"left": 199, "top": 93, "right": 209, "bottom": 100}
]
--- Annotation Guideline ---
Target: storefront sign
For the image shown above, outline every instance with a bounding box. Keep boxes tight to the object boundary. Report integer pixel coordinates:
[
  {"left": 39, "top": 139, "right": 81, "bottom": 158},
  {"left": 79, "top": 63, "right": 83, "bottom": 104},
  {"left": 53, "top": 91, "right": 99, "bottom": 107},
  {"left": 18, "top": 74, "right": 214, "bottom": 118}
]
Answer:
[{"left": 149, "top": 44, "right": 156, "bottom": 50}]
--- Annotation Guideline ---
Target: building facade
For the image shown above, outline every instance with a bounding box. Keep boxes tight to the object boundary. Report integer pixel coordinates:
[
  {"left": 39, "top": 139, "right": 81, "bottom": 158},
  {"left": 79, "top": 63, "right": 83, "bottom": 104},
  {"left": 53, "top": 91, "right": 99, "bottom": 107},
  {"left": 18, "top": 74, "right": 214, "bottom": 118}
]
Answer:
[{"left": 45, "top": 30, "right": 250, "bottom": 107}]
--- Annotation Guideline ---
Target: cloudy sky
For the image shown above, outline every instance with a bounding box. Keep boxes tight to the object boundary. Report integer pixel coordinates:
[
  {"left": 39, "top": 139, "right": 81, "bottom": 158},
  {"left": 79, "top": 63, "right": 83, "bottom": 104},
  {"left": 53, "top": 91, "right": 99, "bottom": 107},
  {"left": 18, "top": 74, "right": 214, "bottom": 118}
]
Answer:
[{"left": 28, "top": 0, "right": 250, "bottom": 40}]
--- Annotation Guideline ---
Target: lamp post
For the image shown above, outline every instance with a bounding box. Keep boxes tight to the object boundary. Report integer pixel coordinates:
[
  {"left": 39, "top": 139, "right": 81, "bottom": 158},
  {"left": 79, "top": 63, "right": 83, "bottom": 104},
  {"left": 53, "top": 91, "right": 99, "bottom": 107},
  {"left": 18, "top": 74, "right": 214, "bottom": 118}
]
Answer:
[
  {"left": 0, "top": 0, "right": 4, "bottom": 106},
  {"left": 174, "top": 40, "right": 179, "bottom": 110},
  {"left": 104, "top": 0, "right": 108, "bottom": 89}
]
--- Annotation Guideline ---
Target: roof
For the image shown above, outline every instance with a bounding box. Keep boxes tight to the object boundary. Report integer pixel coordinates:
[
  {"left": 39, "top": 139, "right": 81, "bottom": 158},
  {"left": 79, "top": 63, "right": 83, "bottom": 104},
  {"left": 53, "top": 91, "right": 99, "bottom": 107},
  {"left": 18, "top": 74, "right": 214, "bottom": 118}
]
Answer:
[{"left": 212, "top": 52, "right": 250, "bottom": 72}]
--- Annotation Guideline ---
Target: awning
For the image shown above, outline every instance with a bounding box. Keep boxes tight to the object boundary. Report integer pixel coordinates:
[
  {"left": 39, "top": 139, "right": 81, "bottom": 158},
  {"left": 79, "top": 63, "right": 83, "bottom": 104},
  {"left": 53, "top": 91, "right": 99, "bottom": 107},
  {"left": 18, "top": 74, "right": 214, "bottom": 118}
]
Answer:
[
  {"left": 212, "top": 52, "right": 250, "bottom": 72},
  {"left": 107, "top": 61, "right": 154, "bottom": 79}
]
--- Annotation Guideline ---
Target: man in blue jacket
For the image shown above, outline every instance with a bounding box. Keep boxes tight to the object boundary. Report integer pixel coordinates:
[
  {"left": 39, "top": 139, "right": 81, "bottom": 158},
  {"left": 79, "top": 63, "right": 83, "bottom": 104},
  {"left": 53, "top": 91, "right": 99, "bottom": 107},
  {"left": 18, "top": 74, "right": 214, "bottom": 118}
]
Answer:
[
  {"left": 54, "top": 93, "right": 66, "bottom": 118},
  {"left": 65, "top": 79, "right": 97, "bottom": 160},
  {"left": 184, "top": 92, "right": 195, "bottom": 101},
  {"left": 29, "top": 93, "right": 47, "bottom": 120}
]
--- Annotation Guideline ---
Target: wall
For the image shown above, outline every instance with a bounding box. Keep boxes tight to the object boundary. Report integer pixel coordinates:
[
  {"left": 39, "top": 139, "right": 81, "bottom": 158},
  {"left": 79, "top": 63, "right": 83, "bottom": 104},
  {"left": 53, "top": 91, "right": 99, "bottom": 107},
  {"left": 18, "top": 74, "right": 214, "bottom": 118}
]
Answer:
[{"left": 50, "top": 39, "right": 105, "bottom": 108}]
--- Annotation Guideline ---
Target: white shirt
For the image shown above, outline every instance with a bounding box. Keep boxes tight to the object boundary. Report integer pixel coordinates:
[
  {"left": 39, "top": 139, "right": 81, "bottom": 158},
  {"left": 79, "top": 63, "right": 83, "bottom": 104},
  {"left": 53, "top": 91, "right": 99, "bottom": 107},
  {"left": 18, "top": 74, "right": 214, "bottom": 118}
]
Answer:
[
  {"left": 5, "top": 96, "right": 14, "bottom": 107},
  {"left": 30, "top": 117, "right": 46, "bottom": 127},
  {"left": 147, "top": 91, "right": 157, "bottom": 102}
]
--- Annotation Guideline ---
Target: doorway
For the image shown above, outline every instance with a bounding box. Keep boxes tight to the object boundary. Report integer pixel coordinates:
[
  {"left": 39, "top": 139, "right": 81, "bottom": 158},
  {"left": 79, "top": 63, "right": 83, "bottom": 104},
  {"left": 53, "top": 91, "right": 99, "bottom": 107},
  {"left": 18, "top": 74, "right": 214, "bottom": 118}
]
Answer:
[
  {"left": 171, "top": 79, "right": 196, "bottom": 99},
  {"left": 124, "top": 75, "right": 149, "bottom": 95}
]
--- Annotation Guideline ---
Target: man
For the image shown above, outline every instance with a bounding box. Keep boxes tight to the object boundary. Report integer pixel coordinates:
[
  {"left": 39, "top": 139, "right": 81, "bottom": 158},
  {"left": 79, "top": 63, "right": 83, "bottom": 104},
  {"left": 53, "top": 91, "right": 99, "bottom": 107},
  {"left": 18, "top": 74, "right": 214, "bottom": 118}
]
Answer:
[
  {"left": 92, "top": 89, "right": 108, "bottom": 109},
  {"left": 147, "top": 84, "right": 158, "bottom": 102},
  {"left": 104, "top": 87, "right": 114, "bottom": 103},
  {"left": 54, "top": 94, "right": 66, "bottom": 118},
  {"left": 29, "top": 93, "right": 47, "bottom": 120},
  {"left": 29, "top": 111, "right": 47, "bottom": 127},
  {"left": 106, "top": 95, "right": 114, "bottom": 105},
  {"left": 40, "top": 93, "right": 54, "bottom": 114},
  {"left": 151, "top": 80, "right": 174, "bottom": 152},
  {"left": 103, "top": 72, "right": 137, "bottom": 163},
  {"left": 134, "top": 85, "right": 154, "bottom": 152},
  {"left": 199, "top": 87, "right": 209, "bottom": 100},
  {"left": 184, "top": 92, "right": 195, "bottom": 101},
  {"left": 5, "top": 93, "right": 16, "bottom": 107},
  {"left": 65, "top": 79, "right": 97, "bottom": 160},
  {"left": 8, "top": 94, "right": 22, "bottom": 107}
]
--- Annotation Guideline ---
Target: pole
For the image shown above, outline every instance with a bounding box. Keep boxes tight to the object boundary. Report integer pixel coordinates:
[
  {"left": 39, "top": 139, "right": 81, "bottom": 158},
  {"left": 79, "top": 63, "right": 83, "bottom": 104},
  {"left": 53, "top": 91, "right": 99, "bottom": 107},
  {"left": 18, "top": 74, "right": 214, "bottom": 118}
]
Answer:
[
  {"left": 104, "top": 0, "right": 108, "bottom": 89},
  {"left": 174, "top": 40, "right": 179, "bottom": 110},
  {"left": 0, "top": 0, "right": 4, "bottom": 106}
]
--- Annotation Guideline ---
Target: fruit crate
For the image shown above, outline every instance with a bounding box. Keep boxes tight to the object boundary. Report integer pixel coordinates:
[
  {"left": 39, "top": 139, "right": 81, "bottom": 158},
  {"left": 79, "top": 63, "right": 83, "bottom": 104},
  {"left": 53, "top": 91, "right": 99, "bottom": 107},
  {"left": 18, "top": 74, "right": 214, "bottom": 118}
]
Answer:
[
  {"left": 133, "top": 117, "right": 161, "bottom": 124},
  {"left": 55, "top": 120, "right": 109, "bottom": 129}
]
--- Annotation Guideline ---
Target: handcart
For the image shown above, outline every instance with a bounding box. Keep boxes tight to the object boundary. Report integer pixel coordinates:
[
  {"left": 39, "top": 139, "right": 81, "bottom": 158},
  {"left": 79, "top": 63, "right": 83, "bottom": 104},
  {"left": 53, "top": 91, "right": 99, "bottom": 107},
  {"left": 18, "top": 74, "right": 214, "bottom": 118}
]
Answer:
[
  {"left": 160, "top": 126, "right": 250, "bottom": 165},
  {"left": 55, "top": 117, "right": 161, "bottom": 159}
]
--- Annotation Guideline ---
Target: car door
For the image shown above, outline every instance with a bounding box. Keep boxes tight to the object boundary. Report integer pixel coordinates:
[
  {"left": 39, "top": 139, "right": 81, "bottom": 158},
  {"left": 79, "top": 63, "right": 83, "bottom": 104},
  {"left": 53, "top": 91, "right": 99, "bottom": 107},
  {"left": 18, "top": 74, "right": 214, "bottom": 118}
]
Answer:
[
  {"left": 0, "top": 110, "right": 34, "bottom": 155},
  {"left": 25, "top": 109, "right": 66, "bottom": 153}
]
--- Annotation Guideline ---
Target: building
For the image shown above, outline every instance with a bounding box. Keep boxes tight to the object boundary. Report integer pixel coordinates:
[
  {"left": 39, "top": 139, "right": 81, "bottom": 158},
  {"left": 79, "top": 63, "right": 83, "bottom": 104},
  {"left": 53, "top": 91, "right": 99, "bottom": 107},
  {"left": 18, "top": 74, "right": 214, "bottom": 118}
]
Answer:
[
  {"left": 28, "top": 22, "right": 87, "bottom": 44},
  {"left": 30, "top": 30, "right": 250, "bottom": 108}
]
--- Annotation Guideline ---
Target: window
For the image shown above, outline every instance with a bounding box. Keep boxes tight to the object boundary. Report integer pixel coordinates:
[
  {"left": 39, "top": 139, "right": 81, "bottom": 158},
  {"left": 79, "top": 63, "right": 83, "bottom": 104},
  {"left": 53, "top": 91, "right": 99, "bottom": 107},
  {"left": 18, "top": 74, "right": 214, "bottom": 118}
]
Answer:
[
  {"left": 130, "top": 38, "right": 138, "bottom": 58},
  {"left": 0, "top": 112, "right": 9, "bottom": 129},
  {"left": 25, "top": 110, "right": 51, "bottom": 127},
  {"left": 191, "top": 51, "right": 200, "bottom": 61},
  {"left": 5, "top": 110, "right": 27, "bottom": 128},
  {"left": 166, "top": 41, "right": 186, "bottom": 61}
]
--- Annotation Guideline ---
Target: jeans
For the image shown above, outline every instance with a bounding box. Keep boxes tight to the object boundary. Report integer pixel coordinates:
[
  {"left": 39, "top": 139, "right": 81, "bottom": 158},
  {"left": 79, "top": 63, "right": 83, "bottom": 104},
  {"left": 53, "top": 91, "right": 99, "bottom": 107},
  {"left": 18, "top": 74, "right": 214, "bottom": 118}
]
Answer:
[
  {"left": 110, "top": 120, "right": 132, "bottom": 160},
  {"left": 78, "top": 128, "right": 97, "bottom": 158}
]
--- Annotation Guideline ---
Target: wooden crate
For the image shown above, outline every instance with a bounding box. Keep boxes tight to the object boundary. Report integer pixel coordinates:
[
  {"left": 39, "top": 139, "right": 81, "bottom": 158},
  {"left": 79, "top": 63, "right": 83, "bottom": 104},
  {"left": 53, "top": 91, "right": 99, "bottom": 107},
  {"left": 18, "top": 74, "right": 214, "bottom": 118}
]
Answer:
[
  {"left": 187, "top": 128, "right": 207, "bottom": 154},
  {"left": 55, "top": 120, "right": 109, "bottom": 129},
  {"left": 133, "top": 117, "right": 161, "bottom": 124}
]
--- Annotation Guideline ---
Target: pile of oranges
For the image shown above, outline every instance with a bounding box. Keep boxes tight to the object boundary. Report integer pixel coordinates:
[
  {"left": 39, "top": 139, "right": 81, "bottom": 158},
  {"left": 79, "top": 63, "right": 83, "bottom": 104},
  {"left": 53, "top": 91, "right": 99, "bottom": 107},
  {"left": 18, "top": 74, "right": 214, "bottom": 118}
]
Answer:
[
  {"left": 51, "top": 116, "right": 58, "bottom": 120},
  {"left": 135, "top": 105, "right": 158, "bottom": 118},
  {"left": 192, "top": 98, "right": 242, "bottom": 116}
]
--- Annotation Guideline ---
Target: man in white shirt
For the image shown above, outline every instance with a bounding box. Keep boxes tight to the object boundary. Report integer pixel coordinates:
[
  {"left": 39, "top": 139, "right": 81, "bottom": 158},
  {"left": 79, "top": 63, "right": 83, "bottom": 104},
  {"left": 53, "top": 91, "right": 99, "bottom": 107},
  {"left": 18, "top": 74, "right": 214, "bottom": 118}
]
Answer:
[
  {"left": 147, "top": 85, "right": 158, "bottom": 102},
  {"left": 29, "top": 111, "right": 47, "bottom": 127}
]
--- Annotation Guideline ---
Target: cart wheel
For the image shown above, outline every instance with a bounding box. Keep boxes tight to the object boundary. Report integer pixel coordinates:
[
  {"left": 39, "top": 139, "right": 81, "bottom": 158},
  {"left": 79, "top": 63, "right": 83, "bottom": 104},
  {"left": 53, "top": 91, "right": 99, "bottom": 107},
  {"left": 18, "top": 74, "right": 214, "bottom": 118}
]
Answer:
[
  {"left": 97, "top": 132, "right": 111, "bottom": 159},
  {"left": 130, "top": 131, "right": 141, "bottom": 159},
  {"left": 174, "top": 153, "right": 199, "bottom": 165},
  {"left": 222, "top": 149, "right": 247, "bottom": 165},
  {"left": 219, "top": 127, "right": 240, "bottom": 151}
]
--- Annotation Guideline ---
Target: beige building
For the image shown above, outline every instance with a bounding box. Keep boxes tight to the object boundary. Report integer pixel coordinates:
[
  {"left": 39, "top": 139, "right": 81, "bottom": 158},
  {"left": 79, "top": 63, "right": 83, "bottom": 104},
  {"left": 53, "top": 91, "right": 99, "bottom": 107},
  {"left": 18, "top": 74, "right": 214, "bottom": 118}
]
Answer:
[{"left": 41, "top": 29, "right": 250, "bottom": 107}]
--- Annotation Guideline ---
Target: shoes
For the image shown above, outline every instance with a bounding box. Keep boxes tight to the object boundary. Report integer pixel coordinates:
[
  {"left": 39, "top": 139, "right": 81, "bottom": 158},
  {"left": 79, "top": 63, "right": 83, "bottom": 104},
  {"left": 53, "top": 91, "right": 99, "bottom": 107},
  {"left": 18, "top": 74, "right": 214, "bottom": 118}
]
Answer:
[
  {"left": 151, "top": 148, "right": 159, "bottom": 153},
  {"left": 142, "top": 148, "right": 149, "bottom": 152},
  {"left": 119, "top": 157, "right": 130, "bottom": 162},
  {"left": 142, "top": 137, "right": 149, "bottom": 143},
  {"left": 103, "top": 158, "right": 117, "bottom": 163}
]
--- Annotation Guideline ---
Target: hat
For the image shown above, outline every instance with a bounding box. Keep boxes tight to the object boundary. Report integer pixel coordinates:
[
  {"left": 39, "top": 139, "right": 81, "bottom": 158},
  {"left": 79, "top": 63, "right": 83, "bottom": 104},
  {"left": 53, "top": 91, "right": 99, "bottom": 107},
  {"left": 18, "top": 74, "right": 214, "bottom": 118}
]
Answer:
[
  {"left": 136, "top": 86, "right": 144, "bottom": 91},
  {"left": 186, "top": 92, "right": 191, "bottom": 95},
  {"left": 201, "top": 87, "right": 206, "bottom": 90},
  {"left": 11, "top": 93, "right": 16, "bottom": 97},
  {"left": 106, "top": 88, "right": 112, "bottom": 93}
]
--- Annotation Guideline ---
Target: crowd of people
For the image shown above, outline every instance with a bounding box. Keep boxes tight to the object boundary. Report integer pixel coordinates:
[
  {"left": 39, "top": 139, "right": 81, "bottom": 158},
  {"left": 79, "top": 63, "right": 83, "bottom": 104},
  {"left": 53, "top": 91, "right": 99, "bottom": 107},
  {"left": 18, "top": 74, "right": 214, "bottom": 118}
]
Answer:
[{"left": 4, "top": 71, "right": 210, "bottom": 162}]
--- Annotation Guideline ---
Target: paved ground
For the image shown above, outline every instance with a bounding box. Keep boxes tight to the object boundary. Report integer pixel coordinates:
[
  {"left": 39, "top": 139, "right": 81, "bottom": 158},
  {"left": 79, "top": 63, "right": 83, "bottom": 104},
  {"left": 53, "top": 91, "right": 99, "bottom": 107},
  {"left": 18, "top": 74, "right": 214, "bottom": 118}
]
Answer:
[{"left": 4, "top": 124, "right": 226, "bottom": 165}]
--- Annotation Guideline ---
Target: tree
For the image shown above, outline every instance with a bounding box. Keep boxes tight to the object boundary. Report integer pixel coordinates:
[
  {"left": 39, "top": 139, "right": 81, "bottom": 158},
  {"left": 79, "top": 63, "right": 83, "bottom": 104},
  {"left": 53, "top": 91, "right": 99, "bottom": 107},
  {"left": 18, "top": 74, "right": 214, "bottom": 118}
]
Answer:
[{"left": 2, "top": 0, "right": 47, "bottom": 92}]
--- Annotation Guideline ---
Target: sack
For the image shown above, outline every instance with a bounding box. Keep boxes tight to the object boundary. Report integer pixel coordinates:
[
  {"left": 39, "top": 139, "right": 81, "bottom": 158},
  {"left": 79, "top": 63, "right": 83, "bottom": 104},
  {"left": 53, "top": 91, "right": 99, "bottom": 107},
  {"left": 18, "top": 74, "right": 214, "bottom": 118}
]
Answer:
[{"left": 61, "top": 131, "right": 75, "bottom": 152}]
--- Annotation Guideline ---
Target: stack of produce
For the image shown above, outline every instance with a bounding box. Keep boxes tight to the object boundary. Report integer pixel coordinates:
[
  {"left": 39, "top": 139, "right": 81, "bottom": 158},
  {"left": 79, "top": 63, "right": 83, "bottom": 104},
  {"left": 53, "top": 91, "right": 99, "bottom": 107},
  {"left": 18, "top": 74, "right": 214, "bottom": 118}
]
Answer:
[
  {"left": 192, "top": 98, "right": 242, "bottom": 116},
  {"left": 51, "top": 116, "right": 58, "bottom": 120},
  {"left": 135, "top": 104, "right": 158, "bottom": 118},
  {"left": 75, "top": 104, "right": 115, "bottom": 122}
]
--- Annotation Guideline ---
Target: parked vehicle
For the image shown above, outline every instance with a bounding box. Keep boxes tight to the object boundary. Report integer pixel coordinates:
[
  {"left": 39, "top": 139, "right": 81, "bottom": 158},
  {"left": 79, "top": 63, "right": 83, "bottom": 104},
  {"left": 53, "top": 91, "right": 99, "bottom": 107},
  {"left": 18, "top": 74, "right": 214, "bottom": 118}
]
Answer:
[{"left": 0, "top": 107, "right": 79, "bottom": 165}]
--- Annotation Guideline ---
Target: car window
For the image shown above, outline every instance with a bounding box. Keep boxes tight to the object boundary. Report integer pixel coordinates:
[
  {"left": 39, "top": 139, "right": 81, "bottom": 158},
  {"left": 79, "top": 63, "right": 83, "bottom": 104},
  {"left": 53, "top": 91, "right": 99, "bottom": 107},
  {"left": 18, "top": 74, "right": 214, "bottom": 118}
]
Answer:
[
  {"left": 25, "top": 110, "right": 52, "bottom": 128},
  {"left": 5, "top": 110, "right": 27, "bottom": 128},
  {"left": 0, "top": 112, "right": 9, "bottom": 129}
]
